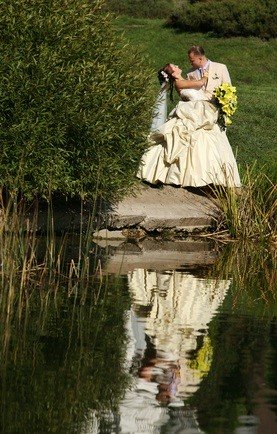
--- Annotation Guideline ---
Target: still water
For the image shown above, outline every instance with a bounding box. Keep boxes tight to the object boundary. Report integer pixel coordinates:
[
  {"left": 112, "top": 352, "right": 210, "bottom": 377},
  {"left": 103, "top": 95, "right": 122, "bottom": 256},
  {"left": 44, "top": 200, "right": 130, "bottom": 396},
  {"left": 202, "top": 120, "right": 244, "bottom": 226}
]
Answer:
[{"left": 0, "top": 240, "right": 276, "bottom": 433}]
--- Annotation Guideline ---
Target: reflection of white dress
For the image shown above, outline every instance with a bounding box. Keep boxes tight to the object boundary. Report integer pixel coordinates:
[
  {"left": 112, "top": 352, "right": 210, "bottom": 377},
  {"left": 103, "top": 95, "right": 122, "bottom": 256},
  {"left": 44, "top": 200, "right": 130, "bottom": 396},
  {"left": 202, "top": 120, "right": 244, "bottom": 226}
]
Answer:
[
  {"left": 137, "top": 88, "right": 241, "bottom": 188},
  {"left": 82, "top": 269, "right": 229, "bottom": 434},
  {"left": 127, "top": 269, "right": 230, "bottom": 398},
  {"left": 117, "top": 269, "right": 227, "bottom": 433}
]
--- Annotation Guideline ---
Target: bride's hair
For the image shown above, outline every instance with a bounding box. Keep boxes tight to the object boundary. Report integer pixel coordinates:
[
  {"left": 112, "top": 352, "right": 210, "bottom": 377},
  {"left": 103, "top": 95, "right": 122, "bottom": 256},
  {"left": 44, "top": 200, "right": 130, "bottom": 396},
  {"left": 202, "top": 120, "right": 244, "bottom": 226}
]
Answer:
[{"left": 157, "top": 64, "right": 175, "bottom": 101}]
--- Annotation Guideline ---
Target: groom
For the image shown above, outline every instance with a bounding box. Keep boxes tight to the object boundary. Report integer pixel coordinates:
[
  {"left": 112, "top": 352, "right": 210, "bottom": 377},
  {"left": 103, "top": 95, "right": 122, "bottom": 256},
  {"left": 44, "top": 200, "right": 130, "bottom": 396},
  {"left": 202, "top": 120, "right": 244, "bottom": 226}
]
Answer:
[{"left": 181, "top": 45, "right": 231, "bottom": 99}]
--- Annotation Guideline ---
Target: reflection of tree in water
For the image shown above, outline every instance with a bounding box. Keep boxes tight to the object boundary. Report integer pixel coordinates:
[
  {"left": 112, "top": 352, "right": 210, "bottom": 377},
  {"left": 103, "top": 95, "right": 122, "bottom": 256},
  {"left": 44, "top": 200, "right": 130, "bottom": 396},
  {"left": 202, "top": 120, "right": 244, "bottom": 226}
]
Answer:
[
  {"left": 188, "top": 243, "right": 277, "bottom": 434},
  {"left": 0, "top": 276, "right": 131, "bottom": 433},
  {"left": 189, "top": 314, "right": 277, "bottom": 433}
]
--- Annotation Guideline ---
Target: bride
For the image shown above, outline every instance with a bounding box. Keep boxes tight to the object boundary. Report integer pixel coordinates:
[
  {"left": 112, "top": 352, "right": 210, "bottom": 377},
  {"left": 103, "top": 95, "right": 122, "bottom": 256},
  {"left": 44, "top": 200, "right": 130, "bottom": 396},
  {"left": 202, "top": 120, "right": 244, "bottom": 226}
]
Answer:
[{"left": 137, "top": 63, "right": 241, "bottom": 188}]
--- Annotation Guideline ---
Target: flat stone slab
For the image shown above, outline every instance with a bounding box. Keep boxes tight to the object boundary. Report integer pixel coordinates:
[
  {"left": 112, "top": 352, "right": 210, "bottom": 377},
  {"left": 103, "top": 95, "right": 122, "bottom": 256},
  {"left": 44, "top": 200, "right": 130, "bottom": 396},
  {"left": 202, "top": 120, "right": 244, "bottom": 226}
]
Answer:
[{"left": 106, "top": 184, "right": 219, "bottom": 234}]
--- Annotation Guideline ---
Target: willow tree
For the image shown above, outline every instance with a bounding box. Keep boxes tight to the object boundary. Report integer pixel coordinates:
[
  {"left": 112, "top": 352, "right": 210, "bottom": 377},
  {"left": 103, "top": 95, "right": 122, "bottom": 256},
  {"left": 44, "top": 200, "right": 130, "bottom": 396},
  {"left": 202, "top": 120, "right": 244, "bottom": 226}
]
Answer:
[{"left": 0, "top": 0, "right": 155, "bottom": 199}]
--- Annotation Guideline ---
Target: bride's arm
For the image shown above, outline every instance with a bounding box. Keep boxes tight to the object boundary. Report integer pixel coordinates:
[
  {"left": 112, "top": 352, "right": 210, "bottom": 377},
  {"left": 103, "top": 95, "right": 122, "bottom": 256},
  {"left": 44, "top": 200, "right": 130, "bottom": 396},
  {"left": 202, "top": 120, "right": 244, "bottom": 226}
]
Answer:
[{"left": 174, "top": 76, "right": 207, "bottom": 93}]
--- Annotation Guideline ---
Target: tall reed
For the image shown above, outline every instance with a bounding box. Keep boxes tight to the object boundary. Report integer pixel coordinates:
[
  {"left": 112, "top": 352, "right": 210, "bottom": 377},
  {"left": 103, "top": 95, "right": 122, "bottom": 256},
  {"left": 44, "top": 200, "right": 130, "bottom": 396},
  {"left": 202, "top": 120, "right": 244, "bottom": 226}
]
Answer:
[
  {"left": 213, "top": 166, "right": 276, "bottom": 240},
  {"left": 0, "top": 189, "right": 107, "bottom": 357},
  {"left": 209, "top": 241, "right": 276, "bottom": 306}
]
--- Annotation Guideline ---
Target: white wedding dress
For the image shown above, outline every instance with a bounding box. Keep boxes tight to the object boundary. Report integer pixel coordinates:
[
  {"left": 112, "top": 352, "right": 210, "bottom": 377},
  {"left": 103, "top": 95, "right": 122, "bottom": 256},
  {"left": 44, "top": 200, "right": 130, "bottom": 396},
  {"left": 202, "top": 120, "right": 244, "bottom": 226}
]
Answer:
[{"left": 137, "top": 87, "right": 241, "bottom": 187}]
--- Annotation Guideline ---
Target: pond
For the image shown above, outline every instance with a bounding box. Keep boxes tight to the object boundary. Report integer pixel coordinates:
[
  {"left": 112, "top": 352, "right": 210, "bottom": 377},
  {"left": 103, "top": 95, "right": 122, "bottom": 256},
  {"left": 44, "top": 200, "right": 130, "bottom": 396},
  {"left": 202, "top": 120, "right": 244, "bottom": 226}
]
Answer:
[{"left": 0, "top": 238, "right": 276, "bottom": 433}]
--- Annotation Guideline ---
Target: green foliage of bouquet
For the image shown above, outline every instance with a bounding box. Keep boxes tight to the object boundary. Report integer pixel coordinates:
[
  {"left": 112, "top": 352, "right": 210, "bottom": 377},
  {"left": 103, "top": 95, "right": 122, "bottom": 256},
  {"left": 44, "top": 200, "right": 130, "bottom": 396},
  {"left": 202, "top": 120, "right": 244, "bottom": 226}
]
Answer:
[
  {"left": 0, "top": 0, "right": 155, "bottom": 200},
  {"left": 213, "top": 83, "right": 238, "bottom": 129}
]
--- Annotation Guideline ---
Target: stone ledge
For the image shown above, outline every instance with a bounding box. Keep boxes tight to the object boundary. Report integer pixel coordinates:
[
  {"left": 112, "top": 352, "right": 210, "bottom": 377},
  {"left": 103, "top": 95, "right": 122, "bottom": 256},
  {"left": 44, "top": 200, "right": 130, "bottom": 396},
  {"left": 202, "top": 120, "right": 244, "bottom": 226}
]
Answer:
[{"left": 105, "top": 184, "right": 220, "bottom": 235}]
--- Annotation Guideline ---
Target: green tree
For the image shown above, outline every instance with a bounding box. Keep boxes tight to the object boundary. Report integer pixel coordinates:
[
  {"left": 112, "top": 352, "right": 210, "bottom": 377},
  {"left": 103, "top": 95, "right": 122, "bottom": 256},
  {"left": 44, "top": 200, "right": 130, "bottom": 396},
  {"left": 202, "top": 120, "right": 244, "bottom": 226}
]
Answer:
[{"left": 0, "top": 0, "right": 155, "bottom": 200}]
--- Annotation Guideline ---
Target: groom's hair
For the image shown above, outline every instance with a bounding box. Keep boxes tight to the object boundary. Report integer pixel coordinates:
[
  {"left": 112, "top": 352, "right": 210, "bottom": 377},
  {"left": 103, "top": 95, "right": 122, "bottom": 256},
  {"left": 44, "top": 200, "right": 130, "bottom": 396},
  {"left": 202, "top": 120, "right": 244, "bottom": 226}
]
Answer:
[{"left": 188, "top": 45, "right": 205, "bottom": 56}]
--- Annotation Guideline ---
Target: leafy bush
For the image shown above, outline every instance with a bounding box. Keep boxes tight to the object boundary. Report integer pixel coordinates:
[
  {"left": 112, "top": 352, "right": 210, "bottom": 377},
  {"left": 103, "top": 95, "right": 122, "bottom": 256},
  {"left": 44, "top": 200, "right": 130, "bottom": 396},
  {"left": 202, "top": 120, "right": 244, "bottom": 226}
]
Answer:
[
  {"left": 167, "top": 0, "right": 277, "bottom": 38},
  {"left": 0, "top": 0, "right": 155, "bottom": 200}
]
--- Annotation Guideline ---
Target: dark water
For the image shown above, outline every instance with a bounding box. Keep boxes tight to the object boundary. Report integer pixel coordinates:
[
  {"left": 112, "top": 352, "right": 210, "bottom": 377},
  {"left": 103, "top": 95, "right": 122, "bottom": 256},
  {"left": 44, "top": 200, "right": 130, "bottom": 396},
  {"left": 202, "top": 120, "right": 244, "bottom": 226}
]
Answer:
[{"left": 0, "top": 240, "right": 276, "bottom": 433}]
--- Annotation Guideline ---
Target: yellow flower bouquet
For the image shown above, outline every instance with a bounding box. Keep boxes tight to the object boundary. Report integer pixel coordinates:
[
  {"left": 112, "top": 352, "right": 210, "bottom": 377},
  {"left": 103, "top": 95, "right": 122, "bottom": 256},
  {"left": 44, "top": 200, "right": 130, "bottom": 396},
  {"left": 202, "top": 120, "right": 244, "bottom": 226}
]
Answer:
[{"left": 213, "top": 83, "right": 238, "bottom": 129}]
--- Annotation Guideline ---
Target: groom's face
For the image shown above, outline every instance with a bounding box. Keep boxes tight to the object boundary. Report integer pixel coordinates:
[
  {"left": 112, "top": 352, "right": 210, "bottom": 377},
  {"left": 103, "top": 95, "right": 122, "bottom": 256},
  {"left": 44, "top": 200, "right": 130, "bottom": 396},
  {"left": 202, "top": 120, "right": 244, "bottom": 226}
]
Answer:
[{"left": 188, "top": 52, "right": 203, "bottom": 69}]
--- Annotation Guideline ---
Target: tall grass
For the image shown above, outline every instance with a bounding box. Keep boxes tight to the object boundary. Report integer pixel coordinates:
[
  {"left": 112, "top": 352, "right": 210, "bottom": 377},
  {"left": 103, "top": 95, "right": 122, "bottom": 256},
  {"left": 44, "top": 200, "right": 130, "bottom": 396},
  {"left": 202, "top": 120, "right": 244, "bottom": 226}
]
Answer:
[
  {"left": 209, "top": 240, "right": 276, "bottom": 306},
  {"left": 212, "top": 166, "right": 276, "bottom": 240},
  {"left": 0, "top": 189, "right": 106, "bottom": 343}
]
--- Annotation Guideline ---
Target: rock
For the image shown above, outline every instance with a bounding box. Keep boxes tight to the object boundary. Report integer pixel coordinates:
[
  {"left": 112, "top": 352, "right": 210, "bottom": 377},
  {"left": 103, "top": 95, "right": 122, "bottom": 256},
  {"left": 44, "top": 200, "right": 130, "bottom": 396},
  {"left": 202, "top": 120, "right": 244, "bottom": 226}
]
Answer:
[{"left": 106, "top": 184, "right": 219, "bottom": 235}]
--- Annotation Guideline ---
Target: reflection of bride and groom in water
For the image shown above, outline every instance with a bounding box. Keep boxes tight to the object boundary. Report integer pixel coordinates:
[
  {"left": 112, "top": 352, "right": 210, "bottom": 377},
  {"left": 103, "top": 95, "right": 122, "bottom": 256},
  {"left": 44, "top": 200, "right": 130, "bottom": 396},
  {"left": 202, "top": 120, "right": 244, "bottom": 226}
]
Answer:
[
  {"left": 137, "top": 45, "right": 241, "bottom": 190},
  {"left": 85, "top": 46, "right": 244, "bottom": 432},
  {"left": 116, "top": 45, "right": 239, "bottom": 429},
  {"left": 119, "top": 268, "right": 230, "bottom": 432}
]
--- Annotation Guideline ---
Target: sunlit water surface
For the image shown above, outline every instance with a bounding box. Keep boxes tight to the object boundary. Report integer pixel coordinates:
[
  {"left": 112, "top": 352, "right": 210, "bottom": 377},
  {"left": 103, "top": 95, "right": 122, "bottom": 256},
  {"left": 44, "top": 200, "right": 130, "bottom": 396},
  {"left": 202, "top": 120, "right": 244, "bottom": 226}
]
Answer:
[
  {"left": 84, "top": 267, "right": 276, "bottom": 434},
  {"left": 0, "top": 241, "right": 276, "bottom": 433}
]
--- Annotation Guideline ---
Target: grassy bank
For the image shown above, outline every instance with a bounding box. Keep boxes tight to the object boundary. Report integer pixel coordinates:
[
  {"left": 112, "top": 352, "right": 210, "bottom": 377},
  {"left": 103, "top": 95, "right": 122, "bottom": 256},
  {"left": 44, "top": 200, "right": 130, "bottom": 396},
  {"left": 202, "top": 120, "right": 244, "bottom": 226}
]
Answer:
[{"left": 114, "top": 16, "right": 277, "bottom": 177}]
